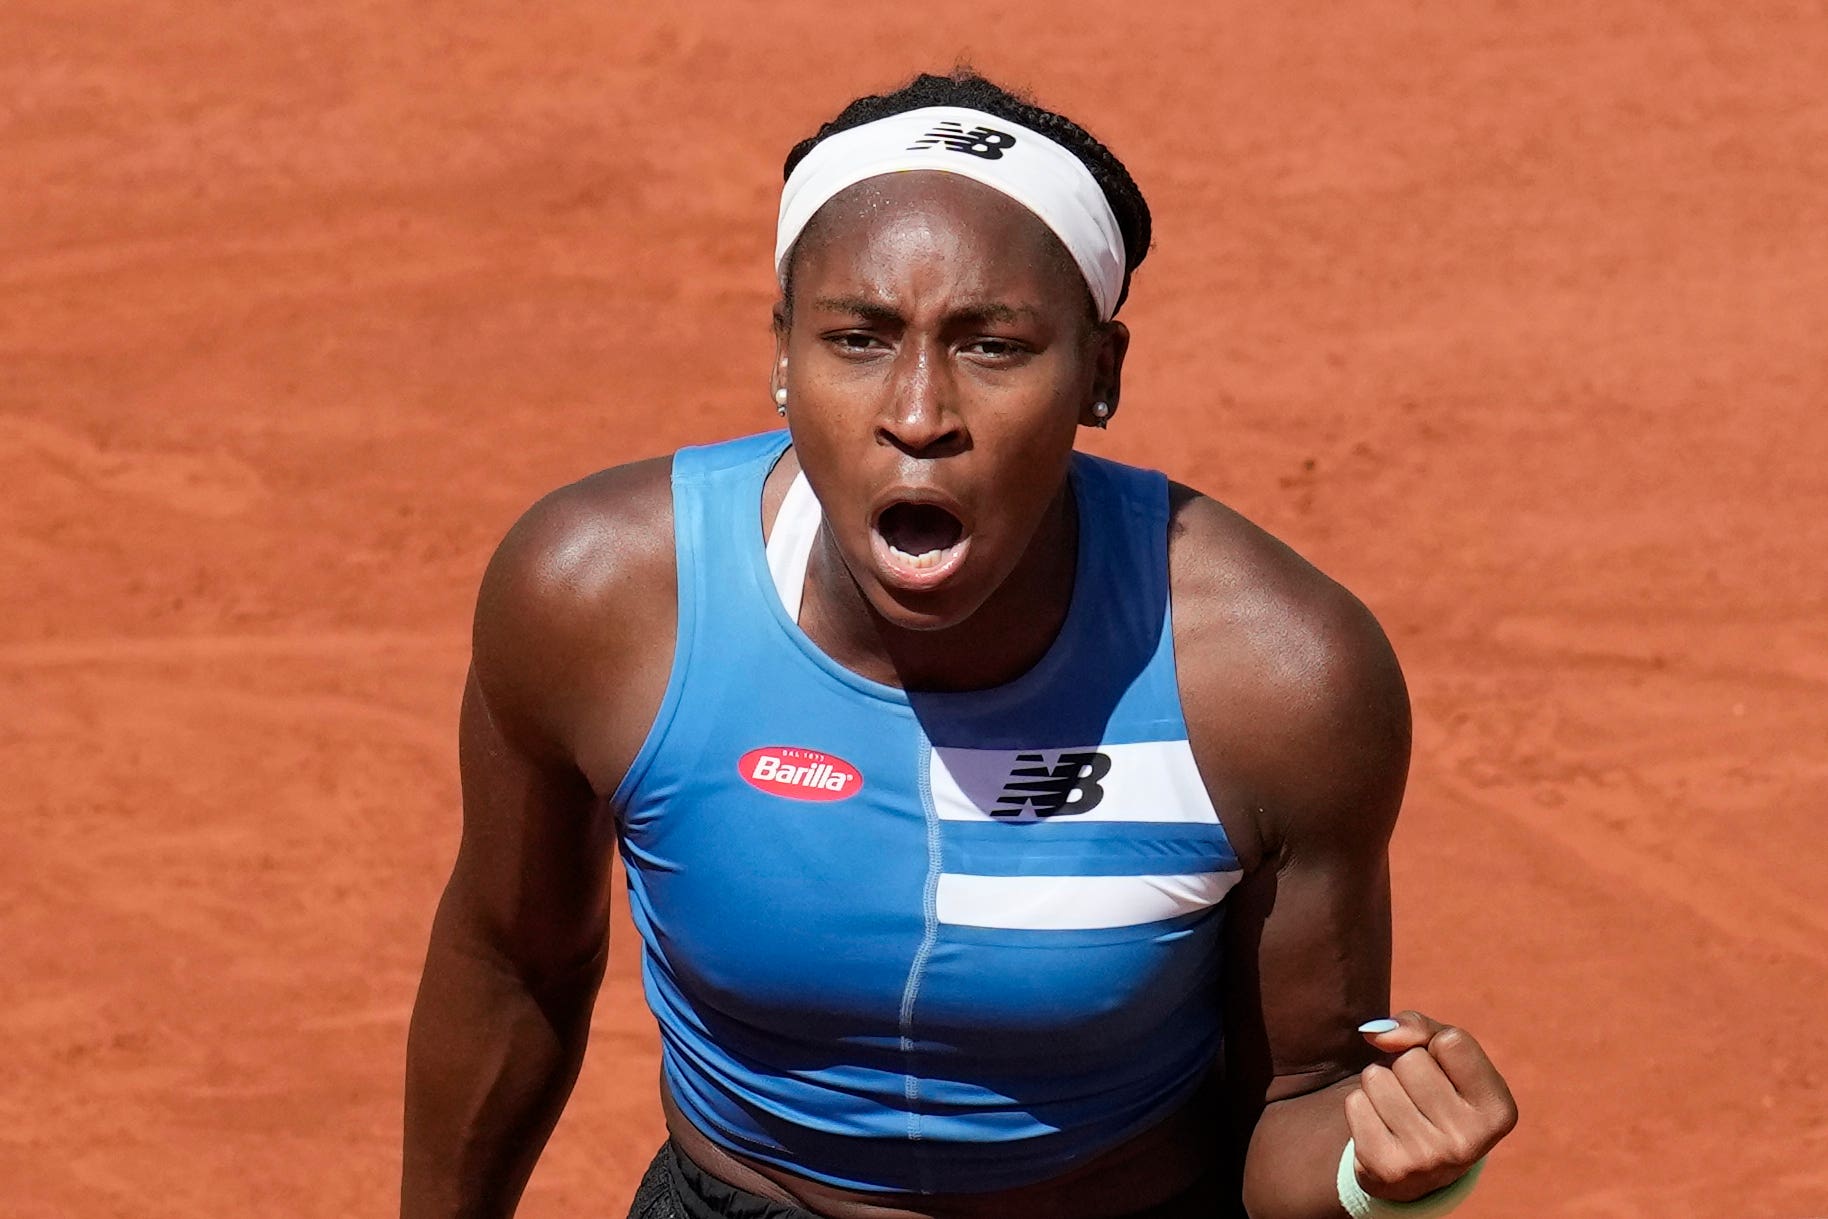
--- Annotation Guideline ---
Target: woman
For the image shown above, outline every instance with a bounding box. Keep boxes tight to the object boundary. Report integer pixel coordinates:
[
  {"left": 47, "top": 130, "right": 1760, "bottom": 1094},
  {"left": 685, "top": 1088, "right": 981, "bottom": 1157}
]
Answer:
[{"left": 402, "top": 71, "right": 1518, "bottom": 1219}]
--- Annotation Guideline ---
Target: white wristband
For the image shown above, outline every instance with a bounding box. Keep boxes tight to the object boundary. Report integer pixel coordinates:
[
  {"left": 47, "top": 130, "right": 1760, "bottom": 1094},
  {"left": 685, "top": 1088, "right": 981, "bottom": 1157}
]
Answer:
[{"left": 1336, "top": 1140, "right": 1485, "bottom": 1218}]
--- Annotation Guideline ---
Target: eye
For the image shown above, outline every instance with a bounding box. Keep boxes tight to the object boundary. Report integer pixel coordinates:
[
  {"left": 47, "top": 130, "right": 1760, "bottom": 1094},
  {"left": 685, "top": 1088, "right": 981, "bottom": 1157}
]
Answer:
[
  {"left": 963, "top": 336, "right": 1029, "bottom": 361},
  {"left": 826, "top": 331, "right": 888, "bottom": 356}
]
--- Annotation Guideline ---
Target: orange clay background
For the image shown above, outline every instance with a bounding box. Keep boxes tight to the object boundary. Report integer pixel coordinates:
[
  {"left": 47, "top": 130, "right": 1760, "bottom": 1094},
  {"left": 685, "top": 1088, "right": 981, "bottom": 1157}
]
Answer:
[{"left": 3, "top": 3, "right": 1826, "bottom": 1216}]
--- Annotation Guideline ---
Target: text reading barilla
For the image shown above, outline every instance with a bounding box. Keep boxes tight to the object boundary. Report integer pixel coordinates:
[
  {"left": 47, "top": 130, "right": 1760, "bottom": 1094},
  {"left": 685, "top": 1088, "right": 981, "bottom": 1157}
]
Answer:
[{"left": 739, "top": 746, "right": 863, "bottom": 803}]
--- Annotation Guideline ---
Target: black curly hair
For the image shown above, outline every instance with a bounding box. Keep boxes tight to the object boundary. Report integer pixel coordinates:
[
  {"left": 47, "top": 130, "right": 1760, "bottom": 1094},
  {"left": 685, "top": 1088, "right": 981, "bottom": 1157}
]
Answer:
[{"left": 779, "top": 69, "right": 1152, "bottom": 318}]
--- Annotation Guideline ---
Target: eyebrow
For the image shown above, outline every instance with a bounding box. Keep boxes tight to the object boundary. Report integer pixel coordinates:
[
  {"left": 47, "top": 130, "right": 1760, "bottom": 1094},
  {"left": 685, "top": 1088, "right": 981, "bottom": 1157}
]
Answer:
[{"left": 809, "top": 296, "right": 1043, "bottom": 326}]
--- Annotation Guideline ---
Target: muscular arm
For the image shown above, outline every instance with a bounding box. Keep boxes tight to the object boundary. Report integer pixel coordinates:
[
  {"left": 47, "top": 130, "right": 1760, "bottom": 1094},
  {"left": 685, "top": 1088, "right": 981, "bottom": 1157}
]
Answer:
[
  {"left": 402, "top": 461, "right": 675, "bottom": 1219},
  {"left": 1169, "top": 488, "right": 1410, "bottom": 1218},
  {"left": 1218, "top": 599, "right": 1408, "bottom": 1219},
  {"left": 401, "top": 669, "right": 612, "bottom": 1219}
]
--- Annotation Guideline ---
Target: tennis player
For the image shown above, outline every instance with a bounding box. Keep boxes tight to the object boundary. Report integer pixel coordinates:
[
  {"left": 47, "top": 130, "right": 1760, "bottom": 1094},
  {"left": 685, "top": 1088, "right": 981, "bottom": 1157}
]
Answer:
[{"left": 402, "top": 70, "right": 1518, "bottom": 1219}]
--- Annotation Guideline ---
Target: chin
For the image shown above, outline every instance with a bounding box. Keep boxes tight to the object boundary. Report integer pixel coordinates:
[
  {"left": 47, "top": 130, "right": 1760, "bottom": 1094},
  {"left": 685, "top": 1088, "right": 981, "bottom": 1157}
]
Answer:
[{"left": 862, "top": 577, "right": 994, "bottom": 635}]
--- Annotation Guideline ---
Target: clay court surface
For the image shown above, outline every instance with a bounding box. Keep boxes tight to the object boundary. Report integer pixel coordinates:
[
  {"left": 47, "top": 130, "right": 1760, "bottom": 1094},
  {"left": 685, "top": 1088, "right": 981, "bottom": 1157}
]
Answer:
[{"left": 5, "top": 2, "right": 1827, "bottom": 1215}]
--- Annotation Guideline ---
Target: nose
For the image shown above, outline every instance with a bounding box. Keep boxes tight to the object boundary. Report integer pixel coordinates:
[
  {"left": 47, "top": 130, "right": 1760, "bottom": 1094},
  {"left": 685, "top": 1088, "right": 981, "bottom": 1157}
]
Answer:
[{"left": 877, "top": 341, "right": 966, "bottom": 458}]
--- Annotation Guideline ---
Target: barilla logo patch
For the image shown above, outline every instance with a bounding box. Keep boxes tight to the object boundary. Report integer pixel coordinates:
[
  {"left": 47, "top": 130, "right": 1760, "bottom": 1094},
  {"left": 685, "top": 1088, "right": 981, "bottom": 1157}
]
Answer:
[{"left": 739, "top": 746, "right": 863, "bottom": 803}]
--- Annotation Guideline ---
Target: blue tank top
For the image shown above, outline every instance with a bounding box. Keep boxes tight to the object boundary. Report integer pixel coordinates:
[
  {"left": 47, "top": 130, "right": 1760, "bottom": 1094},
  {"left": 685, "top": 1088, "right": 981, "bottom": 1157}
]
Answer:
[{"left": 615, "top": 431, "right": 1241, "bottom": 1195}]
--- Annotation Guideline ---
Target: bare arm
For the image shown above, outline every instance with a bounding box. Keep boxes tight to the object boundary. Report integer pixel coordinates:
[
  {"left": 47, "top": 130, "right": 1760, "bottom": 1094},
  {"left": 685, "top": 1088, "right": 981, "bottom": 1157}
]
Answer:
[
  {"left": 1221, "top": 598, "right": 1406, "bottom": 1219},
  {"left": 401, "top": 668, "right": 612, "bottom": 1219},
  {"left": 1170, "top": 488, "right": 1515, "bottom": 1218},
  {"left": 402, "top": 462, "right": 675, "bottom": 1219}
]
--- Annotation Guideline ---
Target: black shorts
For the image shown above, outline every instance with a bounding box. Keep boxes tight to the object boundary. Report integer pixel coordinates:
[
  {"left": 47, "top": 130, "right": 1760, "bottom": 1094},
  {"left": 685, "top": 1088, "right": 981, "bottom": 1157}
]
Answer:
[
  {"left": 626, "top": 1143, "right": 815, "bottom": 1219},
  {"left": 625, "top": 1141, "right": 1238, "bottom": 1219}
]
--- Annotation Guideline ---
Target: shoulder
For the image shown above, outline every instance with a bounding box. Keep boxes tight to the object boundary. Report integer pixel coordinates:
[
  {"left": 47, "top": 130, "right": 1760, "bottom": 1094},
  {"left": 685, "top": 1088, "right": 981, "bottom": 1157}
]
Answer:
[
  {"left": 471, "top": 455, "right": 677, "bottom": 774},
  {"left": 1165, "top": 483, "right": 1410, "bottom": 871}
]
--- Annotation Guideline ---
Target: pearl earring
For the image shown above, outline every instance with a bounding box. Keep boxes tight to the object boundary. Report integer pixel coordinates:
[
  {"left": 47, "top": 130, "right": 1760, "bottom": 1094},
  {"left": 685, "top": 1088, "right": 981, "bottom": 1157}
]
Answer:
[
  {"left": 774, "top": 386, "right": 788, "bottom": 416},
  {"left": 1091, "top": 400, "right": 1111, "bottom": 427}
]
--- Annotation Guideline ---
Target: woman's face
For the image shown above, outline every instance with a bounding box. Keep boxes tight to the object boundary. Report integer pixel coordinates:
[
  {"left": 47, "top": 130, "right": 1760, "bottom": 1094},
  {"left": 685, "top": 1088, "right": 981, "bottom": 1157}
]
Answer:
[{"left": 775, "top": 171, "right": 1127, "bottom": 633}]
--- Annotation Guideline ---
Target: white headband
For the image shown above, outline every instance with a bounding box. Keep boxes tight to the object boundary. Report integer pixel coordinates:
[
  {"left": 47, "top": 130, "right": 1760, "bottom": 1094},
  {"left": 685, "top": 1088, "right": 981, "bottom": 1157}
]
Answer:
[{"left": 775, "top": 106, "right": 1128, "bottom": 321}]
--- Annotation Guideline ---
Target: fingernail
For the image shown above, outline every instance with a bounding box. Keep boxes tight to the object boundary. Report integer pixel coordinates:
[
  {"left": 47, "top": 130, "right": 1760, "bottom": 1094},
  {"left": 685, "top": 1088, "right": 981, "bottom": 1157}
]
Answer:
[{"left": 1358, "top": 1018, "right": 1400, "bottom": 1034}]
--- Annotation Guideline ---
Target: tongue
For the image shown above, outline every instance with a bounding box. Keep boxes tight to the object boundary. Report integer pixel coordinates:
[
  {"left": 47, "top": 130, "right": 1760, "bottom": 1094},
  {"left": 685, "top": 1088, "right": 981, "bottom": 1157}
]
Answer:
[{"left": 881, "top": 503, "right": 963, "bottom": 555}]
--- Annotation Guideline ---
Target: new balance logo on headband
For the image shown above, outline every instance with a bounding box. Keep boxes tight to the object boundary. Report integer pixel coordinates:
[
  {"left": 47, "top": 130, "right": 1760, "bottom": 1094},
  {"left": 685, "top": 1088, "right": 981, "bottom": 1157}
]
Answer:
[{"left": 908, "top": 120, "right": 1018, "bottom": 160}]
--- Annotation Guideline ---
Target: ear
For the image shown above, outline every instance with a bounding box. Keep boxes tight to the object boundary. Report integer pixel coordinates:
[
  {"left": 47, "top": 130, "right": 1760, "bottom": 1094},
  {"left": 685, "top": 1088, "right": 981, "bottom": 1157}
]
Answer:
[
  {"left": 1079, "top": 320, "right": 1131, "bottom": 427},
  {"left": 770, "top": 306, "right": 791, "bottom": 400}
]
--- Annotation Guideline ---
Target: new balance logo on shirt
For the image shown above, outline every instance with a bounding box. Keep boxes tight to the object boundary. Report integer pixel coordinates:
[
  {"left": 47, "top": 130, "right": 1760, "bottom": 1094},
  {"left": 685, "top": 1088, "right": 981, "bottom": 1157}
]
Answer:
[{"left": 994, "top": 751, "right": 1112, "bottom": 816}]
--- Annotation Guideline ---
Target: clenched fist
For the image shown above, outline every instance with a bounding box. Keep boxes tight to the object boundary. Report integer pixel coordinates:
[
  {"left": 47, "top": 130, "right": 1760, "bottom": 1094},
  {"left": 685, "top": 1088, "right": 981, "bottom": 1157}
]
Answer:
[{"left": 1345, "top": 1011, "right": 1519, "bottom": 1203}]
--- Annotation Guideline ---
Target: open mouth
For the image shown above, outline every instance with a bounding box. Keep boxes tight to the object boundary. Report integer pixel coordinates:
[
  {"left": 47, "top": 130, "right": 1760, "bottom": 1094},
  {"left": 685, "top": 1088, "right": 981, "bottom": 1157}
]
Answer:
[{"left": 871, "top": 500, "right": 971, "bottom": 589}]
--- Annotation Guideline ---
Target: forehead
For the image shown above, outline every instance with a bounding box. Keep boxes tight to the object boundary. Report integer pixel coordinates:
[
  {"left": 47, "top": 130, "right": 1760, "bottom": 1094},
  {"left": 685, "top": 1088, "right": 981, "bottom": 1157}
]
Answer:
[{"left": 788, "top": 171, "right": 1083, "bottom": 304}]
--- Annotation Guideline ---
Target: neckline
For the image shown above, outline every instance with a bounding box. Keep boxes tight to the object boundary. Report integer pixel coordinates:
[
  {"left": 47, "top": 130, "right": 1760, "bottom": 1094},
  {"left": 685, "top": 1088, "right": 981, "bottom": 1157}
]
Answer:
[{"left": 745, "top": 439, "right": 1098, "bottom": 709}]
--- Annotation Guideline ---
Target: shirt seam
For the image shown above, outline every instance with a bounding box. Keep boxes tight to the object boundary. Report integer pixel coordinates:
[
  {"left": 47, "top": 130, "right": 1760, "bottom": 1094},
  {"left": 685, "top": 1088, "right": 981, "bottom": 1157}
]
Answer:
[{"left": 897, "top": 733, "right": 943, "bottom": 1195}]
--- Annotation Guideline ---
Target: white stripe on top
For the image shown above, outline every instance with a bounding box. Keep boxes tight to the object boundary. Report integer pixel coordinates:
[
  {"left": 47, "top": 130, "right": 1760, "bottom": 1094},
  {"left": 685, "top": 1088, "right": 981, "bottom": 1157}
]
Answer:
[
  {"left": 929, "top": 741, "right": 1219, "bottom": 824},
  {"left": 929, "top": 744, "right": 1234, "bottom": 929},
  {"left": 936, "top": 871, "right": 1240, "bottom": 930},
  {"left": 765, "top": 471, "right": 821, "bottom": 624}
]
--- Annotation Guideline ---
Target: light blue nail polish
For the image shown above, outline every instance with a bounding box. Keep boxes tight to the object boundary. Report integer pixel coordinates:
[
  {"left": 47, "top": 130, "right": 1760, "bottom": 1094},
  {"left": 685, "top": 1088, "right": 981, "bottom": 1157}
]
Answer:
[{"left": 1358, "top": 1018, "right": 1400, "bottom": 1034}]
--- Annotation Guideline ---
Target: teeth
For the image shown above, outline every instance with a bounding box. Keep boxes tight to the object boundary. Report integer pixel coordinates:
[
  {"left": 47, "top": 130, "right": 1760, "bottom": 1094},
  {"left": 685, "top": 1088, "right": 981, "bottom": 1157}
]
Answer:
[{"left": 887, "top": 543, "right": 946, "bottom": 570}]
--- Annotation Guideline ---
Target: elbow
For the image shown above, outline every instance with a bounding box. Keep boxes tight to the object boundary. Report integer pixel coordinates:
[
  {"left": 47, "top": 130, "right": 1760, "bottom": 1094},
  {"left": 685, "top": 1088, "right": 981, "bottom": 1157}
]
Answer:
[{"left": 525, "top": 935, "right": 610, "bottom": 1024}]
